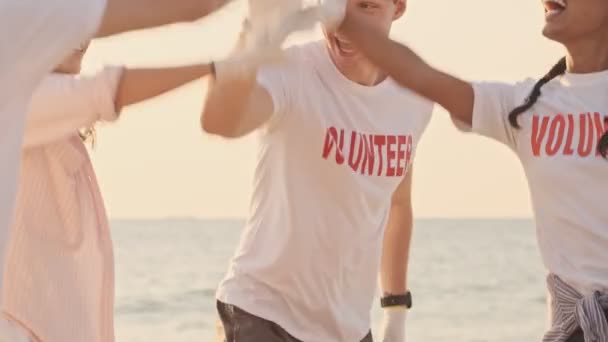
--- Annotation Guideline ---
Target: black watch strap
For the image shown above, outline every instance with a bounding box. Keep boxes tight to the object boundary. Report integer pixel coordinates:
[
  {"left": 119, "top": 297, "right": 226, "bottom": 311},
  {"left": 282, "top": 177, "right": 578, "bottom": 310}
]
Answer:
[
  {"left": 210, "top": 62, "right": 217, "bottom": 78},
  {"left": 380, "top": 291, "right": 412, "bottom": 309}
]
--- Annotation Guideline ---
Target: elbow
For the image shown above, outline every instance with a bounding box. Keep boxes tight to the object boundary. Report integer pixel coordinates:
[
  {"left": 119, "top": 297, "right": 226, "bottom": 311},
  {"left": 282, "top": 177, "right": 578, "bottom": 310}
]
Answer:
[
  {"left": 200, "top": 110, "right": 214, "bottom": 134},
  {"left": 200, "top": 110, "right": 240, "bottom": 139},
  {"left": 201, "top": 84, "right": 253, "bottom": 139},
  {"left": 200, "top": 111, "right": 223, "bottom": 136}
]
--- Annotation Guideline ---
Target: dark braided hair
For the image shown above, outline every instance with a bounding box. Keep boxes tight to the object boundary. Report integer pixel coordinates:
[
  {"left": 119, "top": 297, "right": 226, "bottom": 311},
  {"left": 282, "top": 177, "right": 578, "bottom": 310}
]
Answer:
[
  {"left": 599, "top": 117, "right": 608, "bottom": 158},
  {"left": 507, "top": 57, "right": 608, "bottom": 159},
  {"left": 507, "top": 57, "right": 567, "bottom": 129}
]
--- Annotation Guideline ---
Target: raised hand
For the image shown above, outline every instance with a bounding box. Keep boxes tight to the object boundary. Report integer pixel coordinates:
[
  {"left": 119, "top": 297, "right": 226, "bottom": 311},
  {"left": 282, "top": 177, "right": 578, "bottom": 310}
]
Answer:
[{"left": 214, "top": 0, "right": 323, "bottom": 81}]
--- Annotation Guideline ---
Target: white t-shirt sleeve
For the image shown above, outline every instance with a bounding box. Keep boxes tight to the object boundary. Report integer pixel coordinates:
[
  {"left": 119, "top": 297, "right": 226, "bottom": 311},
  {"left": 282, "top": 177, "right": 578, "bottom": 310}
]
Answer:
[
  {"left": 23, "top": 66, "right": 124, "bottom": 148},
  {"left": 457, "top": 82, "right": 521, "bottom": 148}
]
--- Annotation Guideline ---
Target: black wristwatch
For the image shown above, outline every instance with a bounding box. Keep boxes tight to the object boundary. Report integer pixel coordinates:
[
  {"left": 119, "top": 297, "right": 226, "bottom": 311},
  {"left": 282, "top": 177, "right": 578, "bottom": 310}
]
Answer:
[
  {"left": 380, "top": 291, "right": 412, "bottom": 309},
  {"left": 210, "top": 62, "right": 217, "bottom": 78}
]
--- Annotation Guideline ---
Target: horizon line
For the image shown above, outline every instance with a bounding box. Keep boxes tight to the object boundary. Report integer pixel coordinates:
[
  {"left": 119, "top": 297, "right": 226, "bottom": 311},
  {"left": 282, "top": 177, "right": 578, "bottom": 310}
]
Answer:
[{"left": 109, "top": 216, "right": 534, "bottom": 221}]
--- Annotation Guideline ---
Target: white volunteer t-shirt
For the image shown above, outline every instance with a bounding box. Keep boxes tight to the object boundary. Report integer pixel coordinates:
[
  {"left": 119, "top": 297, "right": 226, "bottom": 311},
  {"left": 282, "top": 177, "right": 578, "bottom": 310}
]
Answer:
[
  {"left": 0, "top": 0, "right": 106, "bottom": 293},
  {"left": 217, "top": 41, "right": 433, "bottom": 342},
  {"left": 469, "top": 70, "right": 608, "bottom": 296}
]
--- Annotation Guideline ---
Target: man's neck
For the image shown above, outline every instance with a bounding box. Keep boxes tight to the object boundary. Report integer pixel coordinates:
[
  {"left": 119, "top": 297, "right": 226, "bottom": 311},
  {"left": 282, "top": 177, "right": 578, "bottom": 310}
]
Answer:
[{"left": 336, "top": 59, "right": 387, "bottom": 86}]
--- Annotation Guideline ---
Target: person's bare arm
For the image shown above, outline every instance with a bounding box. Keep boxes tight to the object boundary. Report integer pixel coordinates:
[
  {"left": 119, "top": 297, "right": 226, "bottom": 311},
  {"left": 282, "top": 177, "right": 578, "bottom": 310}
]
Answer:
[
  {"left": 200, "top": 2, "right": 334, "bottom": 138},
  {"left": 115, "top": 63, "right": 212, "bottom": 110},
  {"left": 380, "top": 168, "right": 414, "bottom": 296},
  {"left": 96, "top": 0, "right": 231, "bottom": 38},
  {"left": 24, "top": 63, "right": 212, "bottom": 148},
  {"left": 378, "top": 168, "right": 414, "bottom": 342},
  {"left": 340, "top": 13, "right": 474, "bottom": 126},
  {"left": 201, "top": 74, "right": 275, "bottom": 138}
]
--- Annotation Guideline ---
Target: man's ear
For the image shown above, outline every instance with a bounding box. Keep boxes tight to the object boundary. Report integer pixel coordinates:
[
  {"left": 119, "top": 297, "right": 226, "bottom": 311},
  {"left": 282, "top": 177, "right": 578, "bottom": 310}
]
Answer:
[{"left": 393, "top": 0, "right": 406, "bottom": 20}]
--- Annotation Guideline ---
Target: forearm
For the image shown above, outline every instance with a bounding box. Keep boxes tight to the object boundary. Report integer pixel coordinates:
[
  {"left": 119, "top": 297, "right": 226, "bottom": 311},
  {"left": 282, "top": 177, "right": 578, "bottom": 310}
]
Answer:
[
  {"left": 340, "top": 15, "right": 474, "bottom": 123},
  {"left": 380, "top": 205, "right": 413, "bottom": 294},
  {"left": 116, "top": 64, "right": 212, "bottom": 110},
  {"left": 96, "top": 0, "right": 230, "bottom": 38},
  {"left": 378, "top": 203, "right": 412, "bottom": 341}
]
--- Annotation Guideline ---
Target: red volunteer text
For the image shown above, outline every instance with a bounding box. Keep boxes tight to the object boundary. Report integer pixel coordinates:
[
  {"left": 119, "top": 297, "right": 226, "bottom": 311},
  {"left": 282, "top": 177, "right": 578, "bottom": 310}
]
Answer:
[
  {"left": 531, "top": 112, "right": 608, "bottom": 157},
  {"left": 322, "top": 127, "right": 413, "bottom": 177}
]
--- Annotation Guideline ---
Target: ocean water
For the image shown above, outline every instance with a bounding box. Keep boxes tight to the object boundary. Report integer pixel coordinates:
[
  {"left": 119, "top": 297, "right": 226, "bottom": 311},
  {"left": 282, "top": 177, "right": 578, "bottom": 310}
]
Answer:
[{"left": 112, "top": 219, "right": 547, "bottom": 342}]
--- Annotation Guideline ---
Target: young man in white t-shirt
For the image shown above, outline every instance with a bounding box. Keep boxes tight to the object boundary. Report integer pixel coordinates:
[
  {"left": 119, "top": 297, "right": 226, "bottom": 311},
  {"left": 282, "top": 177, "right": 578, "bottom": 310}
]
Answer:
[
  {"left": 202, "top": 1, "right": 432, "bottom": 341},
  {"left": 338, "top": 0, "right": 608, "bottom": 341},
  {"left": 0, "top": 0, "right": 230, "bottom": 340}
]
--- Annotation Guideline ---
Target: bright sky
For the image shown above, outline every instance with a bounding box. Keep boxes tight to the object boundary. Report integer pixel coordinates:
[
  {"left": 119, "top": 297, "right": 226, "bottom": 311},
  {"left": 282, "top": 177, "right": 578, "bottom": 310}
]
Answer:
[{"left": 85, "top": 0, "right": 563, "bottom": 219}]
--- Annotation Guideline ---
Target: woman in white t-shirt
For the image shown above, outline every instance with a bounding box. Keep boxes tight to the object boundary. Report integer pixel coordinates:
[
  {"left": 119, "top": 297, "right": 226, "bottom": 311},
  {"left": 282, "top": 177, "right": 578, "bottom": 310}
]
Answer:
[
  {"left": 0, "top": 0, "right": 232, "bottom": 281},
  {"left": 0, "top": 2, "right": 232, "bottom": 340},
  {"left": 203, "top": 2, "right": 431, "bottom": 342},
  {"left": 2, "top": 43, "right": 227, "bottom": 342},
  {"left": 338, "top": 0, "right": 608, "bottom": 341}
]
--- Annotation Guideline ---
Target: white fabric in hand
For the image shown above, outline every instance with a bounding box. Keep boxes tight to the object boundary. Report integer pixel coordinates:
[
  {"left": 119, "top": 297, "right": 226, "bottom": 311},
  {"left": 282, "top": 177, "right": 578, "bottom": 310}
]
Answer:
[
  {"left": 316, "top": 0, "right": 347, "bottom": 30},
  {"left": 381, "top": 309, "right": 407, "bottom": 342},
  {"left": 215, "top": 0, "right": 322, "bottom": 81},
  {"left": 247, "top": 0, "right": 302, "bottom": 35}
]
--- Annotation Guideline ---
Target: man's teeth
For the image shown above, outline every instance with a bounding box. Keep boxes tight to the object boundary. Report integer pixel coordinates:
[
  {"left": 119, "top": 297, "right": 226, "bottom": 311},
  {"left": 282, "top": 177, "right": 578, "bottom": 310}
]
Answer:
[
  {"left": 337, "top": 39, "right": 354, "bottom": 52},
  {"left": 544, "top": 0, "right": 566, "bottom": 10},
  {"left": 554, "top": 0, "right": 566, "bottom": 7}
]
